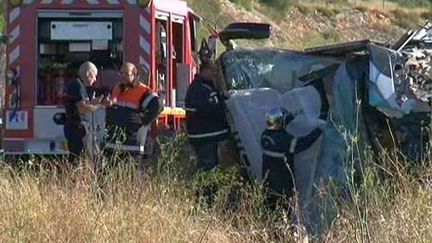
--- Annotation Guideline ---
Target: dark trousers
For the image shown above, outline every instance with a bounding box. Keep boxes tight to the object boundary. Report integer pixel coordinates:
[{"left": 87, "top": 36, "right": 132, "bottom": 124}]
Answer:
[
  {"left": 65, "top": 124, "right": 85, "bottom": 166},
  {"left": 192, "top": 142, "right": 219, "bottom": 171},
  {"left": 64, "top": 122, "right": 98, "bottom": 168},
  {"left": 262, "top": 160, "right": 295, "bottom": 209}
]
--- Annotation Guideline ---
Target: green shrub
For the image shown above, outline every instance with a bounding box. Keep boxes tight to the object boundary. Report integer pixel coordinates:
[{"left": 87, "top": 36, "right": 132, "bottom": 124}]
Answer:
[
  {"left": 229, "top": 0, "right": 253, "bottom": 10},
  {"left": 259, "top": 0, "right": 293, "bottom": 11},
  {"left": 0, "top": 4, "right": 3, "bottom": 32},
  {"left": 294, "top": 3, "right": 313, "bottom": 15},
  {"left": 322, "top": 30, "right": 340, "bottom": 41},
  {"left": 187, "top": 0, "right": 234, "bottom": 38},
  {"left": 391, "top": 0, "right": 431, "bottom": 8},
  {"left": 316, "top": 6, "right": 337, "bottom": 18},
  {"left": 391, "top": 8, "right": 420, "bottom": 29},
  {"left": 332, "top": 8, "right": 341, "bottom": 15},
  {"left": 353, "top": 5, "right": 368, "bottom": 13},
  {"left": 420, "top": 10, "right": 432, "bottom": 20},
  {"left": 0, "top": 15, "right": 4, "bottom": 33}
]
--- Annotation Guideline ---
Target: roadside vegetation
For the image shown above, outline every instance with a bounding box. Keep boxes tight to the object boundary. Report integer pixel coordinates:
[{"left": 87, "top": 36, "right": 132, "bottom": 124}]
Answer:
[
  {"left": 0, "top": 3, "right": 4, "bottom": 32},
  {"left": 197, "top": 0, "right": 432, "bottom": 49},
  {"left": 1, "top": 0, "right": 432, "bottom": 242},
  {"left": 1, "top": 134, "right": 432, "bottom": 242}
]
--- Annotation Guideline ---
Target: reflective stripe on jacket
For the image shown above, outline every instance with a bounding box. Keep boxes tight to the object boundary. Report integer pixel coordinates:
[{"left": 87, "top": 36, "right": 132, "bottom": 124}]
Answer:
[
  {"left": 185, "top": 75, "right": 229, "bottom": 144},
  {"left": 112, "top": 83, "right": 153, "bottom": 110},
  {"left": 106, "top": 83, "right": 162, "bottom": 151}
]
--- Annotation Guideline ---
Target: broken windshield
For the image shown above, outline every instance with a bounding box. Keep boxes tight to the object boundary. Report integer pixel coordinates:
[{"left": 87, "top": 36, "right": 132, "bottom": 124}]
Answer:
[{"left": 220, "top": 49, "right": 339, "bottom": 93}]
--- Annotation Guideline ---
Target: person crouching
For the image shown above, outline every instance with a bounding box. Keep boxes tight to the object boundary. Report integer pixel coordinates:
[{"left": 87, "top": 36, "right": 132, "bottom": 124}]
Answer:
[{"left": 261, "top": 107, "right": 322, "bottom": 210}]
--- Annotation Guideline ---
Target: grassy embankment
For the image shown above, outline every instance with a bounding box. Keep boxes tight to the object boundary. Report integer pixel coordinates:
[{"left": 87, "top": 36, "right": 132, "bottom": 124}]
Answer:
[
  {"left": 1, "top": 0, "right": 432, "bottom": 242},
  {"left": 0, "top": 133, "right": 432, "bottom": 242}
]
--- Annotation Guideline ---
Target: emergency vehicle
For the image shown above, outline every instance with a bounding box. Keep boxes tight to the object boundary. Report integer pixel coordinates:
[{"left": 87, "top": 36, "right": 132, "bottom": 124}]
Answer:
[{"left": 2, "top": 0, "right": 200, "bottom": 155}]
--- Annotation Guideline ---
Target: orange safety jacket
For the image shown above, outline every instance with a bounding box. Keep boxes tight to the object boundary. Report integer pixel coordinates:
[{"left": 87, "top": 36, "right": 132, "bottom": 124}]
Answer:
[
  {"left": 112, "top": 83, "right": 156, "bottom": 111},
  {"left": 105, "top": 83, "right": 160, "bottom": 154}
]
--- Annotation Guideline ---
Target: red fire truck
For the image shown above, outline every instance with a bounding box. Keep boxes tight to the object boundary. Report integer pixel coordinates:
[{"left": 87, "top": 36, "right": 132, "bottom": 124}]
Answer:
[{"left": 2, "top": 0, "right": 200, "bottom": 155}]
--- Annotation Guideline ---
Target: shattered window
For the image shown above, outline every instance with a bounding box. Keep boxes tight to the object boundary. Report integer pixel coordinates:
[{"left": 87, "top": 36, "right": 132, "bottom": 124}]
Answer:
[
  {"left": 220, "top": 48, "right": 338, "bottom": 93},
  {"left": 369, "top": 44, "right": 394, "bottom": 78},
  {"left": 220, "top": 49, "right": 275, "bottom": 90}
]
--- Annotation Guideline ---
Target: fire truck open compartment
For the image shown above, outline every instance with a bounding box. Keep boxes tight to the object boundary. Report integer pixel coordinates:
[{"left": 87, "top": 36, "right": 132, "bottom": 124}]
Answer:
[
  {"left": 155, "top": 12, "right": 189, "bottom": 109},
  {"left": 3, "top": 0, "right": 200, "bottom": 155},
  {"left": 36, "top": 12, "right": 124, "bottom": 106}
]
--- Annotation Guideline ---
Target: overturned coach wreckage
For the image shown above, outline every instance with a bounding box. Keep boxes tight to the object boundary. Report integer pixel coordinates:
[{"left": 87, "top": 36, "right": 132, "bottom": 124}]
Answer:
[{"left": 206, "top": 21, "right": 432, "bottom": 221}]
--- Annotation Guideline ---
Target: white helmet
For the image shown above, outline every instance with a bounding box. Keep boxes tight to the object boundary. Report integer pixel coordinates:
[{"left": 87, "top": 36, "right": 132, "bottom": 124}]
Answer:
[{"left": 265, "top": 107, "right": 294, "bottom": 130}]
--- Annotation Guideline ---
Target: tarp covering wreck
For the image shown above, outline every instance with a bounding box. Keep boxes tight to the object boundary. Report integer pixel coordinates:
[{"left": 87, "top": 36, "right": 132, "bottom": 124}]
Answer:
[
  {"left": 218, "top": 24, "right": 432, "bottom": 229},
  {"left": 220, "top": 49, "right": 351, "bottom": 204}
]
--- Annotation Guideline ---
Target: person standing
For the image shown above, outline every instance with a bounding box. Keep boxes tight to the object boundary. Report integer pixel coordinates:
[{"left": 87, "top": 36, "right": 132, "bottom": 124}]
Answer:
[
  {"left": 185, "top": 61, "right": 229, "bottom": 171},
  {"left": 63, "top": 61, "right": 106, "bottom": 167},
  {"left": 105, "top": 62, "right": 163, "bottom": 169}
]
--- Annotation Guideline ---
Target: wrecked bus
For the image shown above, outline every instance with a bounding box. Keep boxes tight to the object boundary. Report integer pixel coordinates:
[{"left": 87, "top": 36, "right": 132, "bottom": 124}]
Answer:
[{"left": 207, "top": 22, "right": 432, "bottom": 211}]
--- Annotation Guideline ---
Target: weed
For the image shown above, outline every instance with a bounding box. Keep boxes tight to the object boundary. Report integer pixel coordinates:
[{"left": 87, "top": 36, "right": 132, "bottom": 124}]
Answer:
[
  {"left": 322, "top": 30, "right": 340, "bottom": 41},
  {"left": 1, "top": 133, "right": 432, "bottom": 242},
  {"left": 229, "top": 0, "right": 253, "bottom": 11},
  {"left": 391, "top": 8, "right": 420, "bottom": 29},
  {"left": 294, "top": 3, "right": 313, "bottom": 15},
  {"left": 316, "top": 6, "right": 337, "bottom": 18},
  {"left": 353, "top": 5, "right": 368, "bottom": 13},
  {"left": 420, "top": 10, "right": 432, "bottom": 20}
]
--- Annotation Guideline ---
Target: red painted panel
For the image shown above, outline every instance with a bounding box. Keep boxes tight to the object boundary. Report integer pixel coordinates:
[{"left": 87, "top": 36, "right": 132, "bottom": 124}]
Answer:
[
  {"left": 19, "top": 5, "right": 37, "bottom": 109},
  {"left": 4, "top": 5, "right": 36, "bottom": 138},
  {"left": 154, "top": 0, "right": 188, "bottom": 16},
  {"left": 139, "top": 8, "right": 153, "bottom": 70},
  {"left": 124, "top": 6, "right": 140, "bottom": 65}
]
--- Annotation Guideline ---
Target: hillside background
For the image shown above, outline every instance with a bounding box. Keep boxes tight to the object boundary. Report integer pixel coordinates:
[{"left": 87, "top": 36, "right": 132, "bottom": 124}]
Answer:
[
  {"left": 0, "top": 0, "right": 431, "bottom": 101},
  {"left": 0, "top": 2, "right": 432, "bottom": 242},
  {"left": 1, "top": 0, "right": 432, "bottom": 53},
  {"left": 186, "top": 0, "right": 432, "bottom": 50},
  {"left": 0, "top": 0, "right": 429, "bottom": 117}
]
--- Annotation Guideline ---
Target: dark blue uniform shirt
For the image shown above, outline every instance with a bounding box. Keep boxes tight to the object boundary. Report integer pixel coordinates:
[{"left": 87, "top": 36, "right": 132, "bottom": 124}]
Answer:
[{"left": 64, "top": 78, "right": 90, "bottom": 123}]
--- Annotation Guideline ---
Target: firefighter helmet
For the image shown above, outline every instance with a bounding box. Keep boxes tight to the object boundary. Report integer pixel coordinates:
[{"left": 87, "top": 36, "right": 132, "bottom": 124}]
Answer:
[{"left": 265, "top": 106, "right": 293, "bottom": 130}]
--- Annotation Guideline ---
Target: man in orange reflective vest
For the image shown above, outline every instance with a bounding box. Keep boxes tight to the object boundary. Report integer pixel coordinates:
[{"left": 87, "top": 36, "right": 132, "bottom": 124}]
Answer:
[{"left": 105, "top": 62, "right": 163, "bottom": 168}]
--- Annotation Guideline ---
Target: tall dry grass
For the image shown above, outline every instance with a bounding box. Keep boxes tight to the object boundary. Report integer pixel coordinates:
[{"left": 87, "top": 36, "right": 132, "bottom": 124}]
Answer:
[
  {"left": 0, "top": 134, "right": 431, "bottom": 242},
  {"left": 324, "top": 150, "right": 432, "bottom": 242},
  {"left": 0, "top": 162, "right": 267, "bottom": 242},
  {"left": 0, "top": 135, "right": 296, "bottom": 242}
]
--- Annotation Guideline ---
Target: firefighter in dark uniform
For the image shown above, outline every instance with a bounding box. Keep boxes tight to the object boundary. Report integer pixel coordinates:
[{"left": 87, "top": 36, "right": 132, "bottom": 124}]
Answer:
[
  {"left": 105, "top": 62, "right": 163, "bottom": 168},
  {"left": 261, "top": 107, "right": 322, "bottom": 209},
  {"left": 64, "top": 61, "right": 106, "bottom": 167},
  {"left": 185, "top": 61, "right": 229, "bottom": 171}
]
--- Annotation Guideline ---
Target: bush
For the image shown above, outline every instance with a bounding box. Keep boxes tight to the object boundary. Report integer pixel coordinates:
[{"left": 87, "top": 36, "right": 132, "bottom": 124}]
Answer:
[
  {"left": 0, "top": 15, "right": 4, "bottom": 33},
  {"left": 187, "top": 0, "right": 234, "bottom": 42},
  {"left": 259, "top": 0, "right": 293, "bottom": 11},
  {"left": 391, "top": 0, "right": 431, "bottom": 8},
  {"left": 353, "top": 5, "right": 368, "bottom": 13},
  {"left": 229, "top": 0, "right": 253, "bottom": 10},
  {"left": 420, "top": 10, "right": 432, "bottom": 20},
  {"left": 391, "top": 8, "right": 421, "bottom": 29},
  {"left": 322, "top": 30, "right": 340, "bottom": 41},
  {"left": 316, "top": 6, "right": 337, "bottom": 18},
  {"left": 294, "top": 3, "right": 313, "bottom": 15},
  {"left": 0, "top": 4, "right": 3, "bottom": 32}
]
